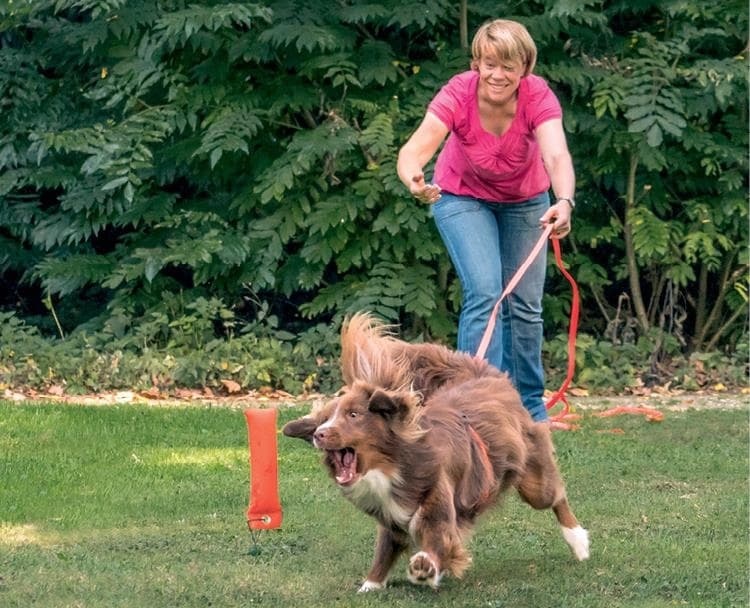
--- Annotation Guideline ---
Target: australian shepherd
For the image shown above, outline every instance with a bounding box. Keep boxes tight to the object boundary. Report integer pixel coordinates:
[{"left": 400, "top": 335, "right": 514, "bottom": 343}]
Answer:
[{"left": 283, "top": 313, "right": 589, "bottom": 592}]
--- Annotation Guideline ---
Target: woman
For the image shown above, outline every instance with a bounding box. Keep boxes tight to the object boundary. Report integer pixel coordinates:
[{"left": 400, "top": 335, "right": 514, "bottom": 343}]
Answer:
[{"left": 397, "top": 19, "right": 575, "bottom": 422}]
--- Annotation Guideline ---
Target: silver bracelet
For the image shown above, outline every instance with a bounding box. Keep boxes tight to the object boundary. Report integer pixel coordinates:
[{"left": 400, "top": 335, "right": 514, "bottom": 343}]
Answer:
[{"left": 556, "top": 197, "right": 576, "bottom": 209}]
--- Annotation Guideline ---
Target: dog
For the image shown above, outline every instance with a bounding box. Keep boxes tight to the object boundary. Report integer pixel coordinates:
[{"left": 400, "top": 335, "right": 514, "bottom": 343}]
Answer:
[{"left": 282, "top": 313, "right": 589, "bottom": 592}]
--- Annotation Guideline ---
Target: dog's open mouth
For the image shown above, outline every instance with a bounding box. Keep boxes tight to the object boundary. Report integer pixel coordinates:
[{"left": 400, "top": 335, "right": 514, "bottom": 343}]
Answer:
[{"left": 327, "top": 448, "right": 358, "bottom": 486}]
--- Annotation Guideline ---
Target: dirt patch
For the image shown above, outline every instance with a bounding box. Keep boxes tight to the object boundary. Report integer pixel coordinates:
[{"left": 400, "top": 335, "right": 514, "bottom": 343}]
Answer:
[
  {"left": 566, "top": 391, "right": 748, "bottom": 412},
  {"left": 1, "top": 387, "right": 326, "bottom": 410},
  {"left": 3, "top": 387, "right": 747, "bottom": 412}
]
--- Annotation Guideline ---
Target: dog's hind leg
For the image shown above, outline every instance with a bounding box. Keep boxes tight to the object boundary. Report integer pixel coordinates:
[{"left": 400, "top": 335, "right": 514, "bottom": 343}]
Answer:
[
  {"left": 517, "top": 424, "right": 590, "bottom": 561},
  {"left": 359, "top": 526, "right": 409, "bottom": 592},
  {"left": 554, "top": 500, "right": 590, "bottom": 561}
]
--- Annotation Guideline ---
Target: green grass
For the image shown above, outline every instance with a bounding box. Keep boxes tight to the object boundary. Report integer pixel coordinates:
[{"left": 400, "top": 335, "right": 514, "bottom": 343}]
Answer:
[{"left": 0, "top": 401, "right": 747, "bottom": 608}]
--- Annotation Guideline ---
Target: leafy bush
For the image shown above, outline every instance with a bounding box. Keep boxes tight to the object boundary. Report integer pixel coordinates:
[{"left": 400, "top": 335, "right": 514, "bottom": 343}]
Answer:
[
  {"left": 2, "top": 310, "right": 745, "bottom": 397},
  {"left": 0, "top": 307, "right": 343, "bottom": 395},
  {"left": 544, "top": 329, "right": 748, "bottom": 395},
  {"left": 0, "top": 0, "right": 746, "bottom": 391}
]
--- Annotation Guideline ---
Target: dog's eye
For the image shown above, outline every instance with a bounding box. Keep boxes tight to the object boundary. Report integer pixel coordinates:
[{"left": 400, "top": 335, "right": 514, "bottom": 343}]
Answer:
[{"left": 349, "top": 411, "right": 358, "bottom": 419}]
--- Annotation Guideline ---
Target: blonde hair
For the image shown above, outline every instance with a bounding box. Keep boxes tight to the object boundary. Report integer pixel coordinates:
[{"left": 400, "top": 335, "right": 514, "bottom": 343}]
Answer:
[{"left": 470, "top": 19, "right": 537, "bottom": 77}]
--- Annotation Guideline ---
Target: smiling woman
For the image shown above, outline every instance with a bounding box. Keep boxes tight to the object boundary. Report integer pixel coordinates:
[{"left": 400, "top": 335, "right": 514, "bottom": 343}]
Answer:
[
  {"left": 474, "top": 53, "right": 524, "bottom": 135},
  {"left": 396, "top": 18, "right": 576, "bottom": 423},
  {"left": 472, "top": 19, "right": 536, "bottom": 120}
]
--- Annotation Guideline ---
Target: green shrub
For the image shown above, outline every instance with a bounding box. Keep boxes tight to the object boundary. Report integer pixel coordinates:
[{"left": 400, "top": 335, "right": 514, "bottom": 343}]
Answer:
[
  {"left": 2, "top": 310, "right": 746, "bottom": 397},
  {"left": 1, "top": 1, "right": 746, "bottom": 357},
  {"left": 544, "top": 328, "right": 749, "bottom": 394},
  {"left": 0, "top": 305, "right": 344, "bottom": 395}
]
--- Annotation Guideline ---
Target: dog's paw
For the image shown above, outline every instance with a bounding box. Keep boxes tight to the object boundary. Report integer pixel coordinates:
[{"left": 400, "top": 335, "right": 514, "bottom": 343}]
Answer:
[
  {"left": 562, "top": 525, "right": 590, "bottom": 561},
  {"left": 358, "top": 579, "right": 385, "bottom": 593},
  {"left": 407, "top": 551, "right": 442, "bottom": 588}
]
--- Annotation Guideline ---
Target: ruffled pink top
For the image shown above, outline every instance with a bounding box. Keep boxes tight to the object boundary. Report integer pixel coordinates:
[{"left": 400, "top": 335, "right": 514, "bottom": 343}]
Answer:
[{"left": 428, "top": 71, "right": 562, "bottom": 202}]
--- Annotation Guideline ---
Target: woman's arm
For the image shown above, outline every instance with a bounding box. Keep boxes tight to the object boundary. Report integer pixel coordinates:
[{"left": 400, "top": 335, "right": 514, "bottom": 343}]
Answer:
[
  {"left": 397, "top": 112, "right": 449, "bottom": 204},
  {"left": 536, "top": 118, "right": 575, "bottom": 239}
]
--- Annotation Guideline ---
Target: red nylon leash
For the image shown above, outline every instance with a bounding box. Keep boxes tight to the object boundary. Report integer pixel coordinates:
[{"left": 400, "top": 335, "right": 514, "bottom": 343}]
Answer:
[
  {"left": 545, "top": 236, "right": 580, "bottom": 421},
  {"left": 473, "top": 224, "right": 580, "bottom": 422}
]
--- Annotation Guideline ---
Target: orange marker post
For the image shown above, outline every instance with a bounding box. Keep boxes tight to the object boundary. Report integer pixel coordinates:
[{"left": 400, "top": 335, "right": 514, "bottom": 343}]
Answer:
[{"left": 244, "top": 408, "right": 282, "bottom": 531}]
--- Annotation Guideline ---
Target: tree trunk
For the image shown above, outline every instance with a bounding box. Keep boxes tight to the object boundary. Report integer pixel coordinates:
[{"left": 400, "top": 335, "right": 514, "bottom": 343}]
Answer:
[
  {"left": 692, "top": 262, "right": 709, "bottom": 348},
  {"left": 459, "top": 0, "right": 468, "bottom": 50},
  {"left": 623, "top": 151, "right": 650, "bottom": 332}
]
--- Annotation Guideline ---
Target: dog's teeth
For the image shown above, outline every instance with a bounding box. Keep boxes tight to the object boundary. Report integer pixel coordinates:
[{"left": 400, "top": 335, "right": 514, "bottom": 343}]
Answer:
[{"left": 337, "top": 470, "right": 354, "bottom": 484}]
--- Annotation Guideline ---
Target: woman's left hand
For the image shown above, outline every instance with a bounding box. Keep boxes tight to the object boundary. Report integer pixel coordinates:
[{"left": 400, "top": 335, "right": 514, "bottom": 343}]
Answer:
[{"left": 540, "top": 200, "right": 572, "bottom": 240}]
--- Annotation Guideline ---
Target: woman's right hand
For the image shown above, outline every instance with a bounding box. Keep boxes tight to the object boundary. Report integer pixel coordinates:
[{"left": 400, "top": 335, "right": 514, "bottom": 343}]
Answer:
[
  {"left": 409, "top": 172, "right": 442, "bottom": 204},
  {"left": 397, "top": 111, "right": 449, "bottom": 204}
]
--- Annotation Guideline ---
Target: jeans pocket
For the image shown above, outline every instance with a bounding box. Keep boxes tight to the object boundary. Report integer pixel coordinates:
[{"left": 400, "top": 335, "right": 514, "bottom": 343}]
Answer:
[
  {"left": 512, "top": 195, "right": 550, "bottom": 230},
  {"left": 431, "top": 194, "right": 479, "bottom": 222}
]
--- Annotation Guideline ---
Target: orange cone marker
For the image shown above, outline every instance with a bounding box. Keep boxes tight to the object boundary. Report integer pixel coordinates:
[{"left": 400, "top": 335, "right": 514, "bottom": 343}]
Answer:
[{"left": 244, "top": 408, "right": 282, "bottom": 530}]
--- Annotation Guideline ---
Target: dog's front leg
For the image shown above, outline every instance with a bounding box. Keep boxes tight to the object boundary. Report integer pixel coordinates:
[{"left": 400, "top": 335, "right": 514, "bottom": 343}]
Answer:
[
  {"left": 359, "top": 525, "right": 408, "bottom": 592},
  {"left": 407, "top": 478, "right": 468, "bottom": 589}
]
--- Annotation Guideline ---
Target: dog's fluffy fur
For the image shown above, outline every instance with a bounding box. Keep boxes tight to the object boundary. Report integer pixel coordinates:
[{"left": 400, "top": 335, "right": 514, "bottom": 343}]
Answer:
[{"left": 283, "top": 313, "right": 589, "bottom": 591}]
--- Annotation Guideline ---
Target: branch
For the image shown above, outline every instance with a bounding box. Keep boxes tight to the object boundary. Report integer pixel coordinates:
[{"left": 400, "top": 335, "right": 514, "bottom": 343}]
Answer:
[
  {"left": 570, "top": 238, "right": 612, "bottom": 325},
  {"left": 301, "top": 108, "right": 317, "bottom": 130},
  {"left": 459, "top": 0, "right": 468, "bottom": 50},
  {"left": 44, "top": 292, "right": 65, "bottom": 340},
  {"left": 692, "top": 246, "right": 742, "bottom": 349},
  {"left": 692, "top": 262, "right": 709, "bottom": 340},
  {"left": 335, "top": 0, "right": 409, "bottom": 80},
  {"left": 704, "top": 300, "right": 748, "bottom": 352},
  {"left": 647, "top": 272, "right": 667, "bottom": 327},
  {"left": 333, "top": 111, "right": 377, "bottom": 167}
]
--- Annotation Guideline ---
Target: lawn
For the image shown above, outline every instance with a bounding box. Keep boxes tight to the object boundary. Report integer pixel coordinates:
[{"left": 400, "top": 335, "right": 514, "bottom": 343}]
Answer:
[{"left": 0, "top": 400, "right": 747, "bottom": 608}]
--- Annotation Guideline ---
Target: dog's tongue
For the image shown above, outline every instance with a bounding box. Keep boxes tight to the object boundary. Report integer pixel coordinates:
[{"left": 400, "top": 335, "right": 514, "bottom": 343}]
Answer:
[{"left": 333, "top": 448, "right": 357, "bottom": 485}]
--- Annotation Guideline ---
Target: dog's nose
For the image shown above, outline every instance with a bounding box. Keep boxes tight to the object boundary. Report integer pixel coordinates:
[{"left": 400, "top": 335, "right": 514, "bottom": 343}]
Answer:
[{"left": 313, "top": 428, "right": 327, "bottom": 443}]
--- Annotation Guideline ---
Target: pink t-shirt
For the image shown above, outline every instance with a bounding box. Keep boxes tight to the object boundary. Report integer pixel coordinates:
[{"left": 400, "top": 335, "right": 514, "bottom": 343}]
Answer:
[{"left": 428, "top": 71, "right": 562, "bottom": 202}]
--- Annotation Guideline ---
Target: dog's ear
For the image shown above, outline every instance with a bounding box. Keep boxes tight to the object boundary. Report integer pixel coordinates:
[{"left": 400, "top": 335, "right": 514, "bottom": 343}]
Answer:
[
  {"left": 282, "top": 416, "right": 318, "bottom": 443},
  {"left": 368, "top": 388, "right": 412, "bottom": 422},
  {"left": 283, "top": 395, "right": 340, "bottom": 442}
]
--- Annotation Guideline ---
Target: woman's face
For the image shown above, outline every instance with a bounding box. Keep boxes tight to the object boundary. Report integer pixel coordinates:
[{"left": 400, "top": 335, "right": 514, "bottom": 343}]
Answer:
[{"left": 475, "top": 52, "right": 524, "bottom": 106}]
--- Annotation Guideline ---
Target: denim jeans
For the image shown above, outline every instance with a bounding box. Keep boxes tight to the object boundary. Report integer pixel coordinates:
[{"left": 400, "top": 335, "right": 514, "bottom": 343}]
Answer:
[{"left": 431, "top": 192, "right": 550, "bottom": 421}]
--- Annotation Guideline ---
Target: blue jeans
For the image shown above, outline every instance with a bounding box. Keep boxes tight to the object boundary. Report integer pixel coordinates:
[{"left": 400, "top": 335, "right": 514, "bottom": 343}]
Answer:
[{"left": 431, "top": 192, "right": 550, "bottom": 421}]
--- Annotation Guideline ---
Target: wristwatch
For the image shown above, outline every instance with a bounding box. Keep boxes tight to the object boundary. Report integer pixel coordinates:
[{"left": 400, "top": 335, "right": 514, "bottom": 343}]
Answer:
[{"left": 556, "top": 197, "right": 576, "bottom": 209}]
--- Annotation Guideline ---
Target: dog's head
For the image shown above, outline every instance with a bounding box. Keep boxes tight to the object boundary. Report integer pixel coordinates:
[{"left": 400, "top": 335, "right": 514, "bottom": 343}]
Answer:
[{"left": 283, "top": 381, "right": 422, "bottom": 487}]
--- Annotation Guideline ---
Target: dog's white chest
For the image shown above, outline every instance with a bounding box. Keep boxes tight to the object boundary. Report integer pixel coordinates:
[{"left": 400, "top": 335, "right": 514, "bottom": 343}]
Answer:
[{"left": 344, "top": 469, "right": 412, "bottom": 528}]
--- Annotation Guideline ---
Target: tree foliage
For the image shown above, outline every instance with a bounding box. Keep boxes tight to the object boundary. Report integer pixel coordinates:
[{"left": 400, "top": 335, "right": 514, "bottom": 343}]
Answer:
[
  {"left": 0, "top": 0, "right": 746, "bottom": 364},
  {"left": 560, "top": 0, "right": 748, "bottom": 353}
]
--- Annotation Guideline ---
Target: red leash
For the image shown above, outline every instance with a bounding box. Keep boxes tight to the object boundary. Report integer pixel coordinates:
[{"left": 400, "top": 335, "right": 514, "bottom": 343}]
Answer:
[
  {"left": 473, "top": 224, "right": 579, "bottom": 422},
  {"left": 545, "top": 236, "right": 580, "bottom": 421},
  {"left": 474, "top": 231, "right": 665, "bottom": 428}
]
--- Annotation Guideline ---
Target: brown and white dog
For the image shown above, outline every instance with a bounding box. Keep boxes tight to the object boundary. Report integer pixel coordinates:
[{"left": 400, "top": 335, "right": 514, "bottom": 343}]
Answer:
[{"left": 283, "top": 313, "right": 589, "bottom": 592}]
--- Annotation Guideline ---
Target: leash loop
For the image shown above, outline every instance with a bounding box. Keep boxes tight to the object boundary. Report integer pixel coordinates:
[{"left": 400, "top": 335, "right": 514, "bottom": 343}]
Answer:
[{"left": 545, "top": 237, "right": 580, "bottom": 420}]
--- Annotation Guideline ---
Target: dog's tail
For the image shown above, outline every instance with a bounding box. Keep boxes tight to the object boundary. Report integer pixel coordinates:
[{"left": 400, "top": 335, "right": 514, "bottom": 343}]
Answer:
[{"left": 341, "top": 313, "right": 410, "bottom": 390}]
